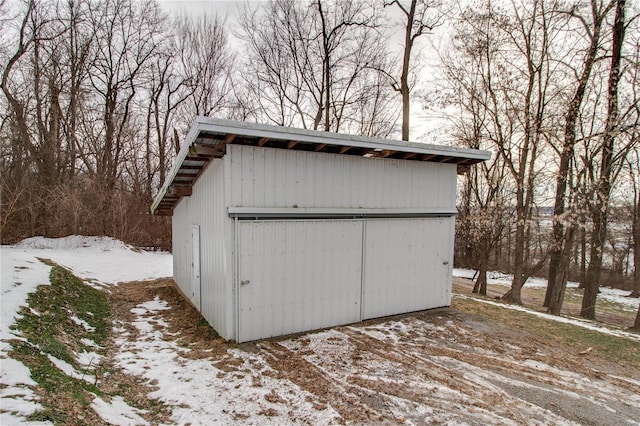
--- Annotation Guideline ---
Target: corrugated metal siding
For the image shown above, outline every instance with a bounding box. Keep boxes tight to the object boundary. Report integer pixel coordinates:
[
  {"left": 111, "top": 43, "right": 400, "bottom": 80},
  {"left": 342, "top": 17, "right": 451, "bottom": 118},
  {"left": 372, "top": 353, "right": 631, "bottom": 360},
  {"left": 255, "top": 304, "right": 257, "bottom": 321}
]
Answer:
[
  {"left": 171, "top": 144, "right": 459, "bottom": 342},
  {"left": 172, "top": 201, "right": 190, "bottom": 300},
  {"left": 171, "top": 158, "right": 234, "bottom": 340},
  {"left": 362, "top": 218, "right": 454, "bottom": 320},
  {"left": 237, "top": 220, "right": 363, "bottom": 342},
  {"left": 228, "top": 145, "right": 457, "bottom": 210}
]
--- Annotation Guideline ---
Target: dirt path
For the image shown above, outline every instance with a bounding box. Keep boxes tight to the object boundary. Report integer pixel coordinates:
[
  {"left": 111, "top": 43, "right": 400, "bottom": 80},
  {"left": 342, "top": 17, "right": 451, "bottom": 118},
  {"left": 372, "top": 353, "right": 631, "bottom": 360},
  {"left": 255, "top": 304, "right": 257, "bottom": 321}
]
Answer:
[{"left": 105, "top": 278, "right": 640, "bottom": 425}]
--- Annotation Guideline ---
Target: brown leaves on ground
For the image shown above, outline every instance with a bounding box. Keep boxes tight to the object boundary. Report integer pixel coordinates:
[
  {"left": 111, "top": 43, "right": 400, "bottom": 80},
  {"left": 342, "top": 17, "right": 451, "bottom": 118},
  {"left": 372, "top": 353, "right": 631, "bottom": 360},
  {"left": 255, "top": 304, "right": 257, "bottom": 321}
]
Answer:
[{"left": 102, "top": 278, "right": 640, "bottom": 425}]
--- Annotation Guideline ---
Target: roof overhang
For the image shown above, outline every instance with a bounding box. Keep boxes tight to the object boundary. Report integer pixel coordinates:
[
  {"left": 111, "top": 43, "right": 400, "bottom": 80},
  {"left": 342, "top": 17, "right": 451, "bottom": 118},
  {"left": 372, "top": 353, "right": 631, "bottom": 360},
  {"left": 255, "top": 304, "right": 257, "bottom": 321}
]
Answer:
[{"left": 151, "top": 117, "right": 491, "bottom": 215}]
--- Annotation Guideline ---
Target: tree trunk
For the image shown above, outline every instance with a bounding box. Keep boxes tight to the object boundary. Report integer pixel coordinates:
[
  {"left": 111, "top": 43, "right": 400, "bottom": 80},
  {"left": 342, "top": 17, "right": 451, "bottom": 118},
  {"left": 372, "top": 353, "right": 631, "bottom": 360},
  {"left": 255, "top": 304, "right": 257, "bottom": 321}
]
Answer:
[
  {"left": 317, "top": 1, "right": 331, "bottom": 132},
  {"left": 503, "top": 189, "right": 527, "bottom": 304},
  {"left": 630, "top": 190, "right": 640, "bottom": 298},
  {"left": 548, "top": 225, "right": 576, "bottom": 314},
  {"left": 581, "top": 0, "right": 625, "bottom": 320},
  {"left": 477, "top": 262, "right": 488, "bottom": 296},
  {"left": 472, "top": 240, "right": 489, "bottom": 296},
  {"left": 546, "top": 0, "right": 606, "bottom": 307}
]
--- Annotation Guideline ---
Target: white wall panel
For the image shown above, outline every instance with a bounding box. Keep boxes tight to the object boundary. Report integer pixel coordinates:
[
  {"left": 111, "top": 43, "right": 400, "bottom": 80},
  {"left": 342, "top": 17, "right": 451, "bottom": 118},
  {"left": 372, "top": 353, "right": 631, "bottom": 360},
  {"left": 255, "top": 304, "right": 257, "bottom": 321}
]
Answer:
[
  {"left": 237, "top": 220, "right": 363, "bottom": 342},
  {"left": 228, "top": 145, "right": 457, "bottom": 211},
  {"left": 362, "top": 218, "right": 454, "bottom": 320},
  {"left": 172, "top": 201, "right": 190, "bottom": 301},
  {"left": 172, "top": 158, "right": 234, "bottom": 340}
]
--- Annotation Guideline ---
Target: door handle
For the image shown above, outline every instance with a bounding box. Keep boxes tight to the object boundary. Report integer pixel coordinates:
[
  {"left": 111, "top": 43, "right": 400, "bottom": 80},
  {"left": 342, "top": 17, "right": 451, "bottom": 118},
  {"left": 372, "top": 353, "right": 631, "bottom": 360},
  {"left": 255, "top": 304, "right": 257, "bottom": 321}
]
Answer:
[
  {"left": 241, "top": 280, "right": 250, "bottom": 286},
  {"left": 442, "top": 261, "right": 449, "bottom": 265}
]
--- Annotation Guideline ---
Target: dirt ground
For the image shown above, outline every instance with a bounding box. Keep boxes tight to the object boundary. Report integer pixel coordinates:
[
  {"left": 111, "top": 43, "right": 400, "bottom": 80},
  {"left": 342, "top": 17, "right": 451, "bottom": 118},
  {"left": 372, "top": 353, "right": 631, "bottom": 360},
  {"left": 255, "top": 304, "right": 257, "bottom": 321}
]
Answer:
[{"left": 107, "top": 278, "right": 640, "bottom": 425}]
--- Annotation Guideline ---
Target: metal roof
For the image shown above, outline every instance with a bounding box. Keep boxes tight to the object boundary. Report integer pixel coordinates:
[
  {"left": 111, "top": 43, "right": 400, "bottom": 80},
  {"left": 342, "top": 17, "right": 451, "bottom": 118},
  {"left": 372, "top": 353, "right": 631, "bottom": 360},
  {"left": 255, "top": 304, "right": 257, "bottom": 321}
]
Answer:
[{"left": 151, "top": 117, "right": 491, "bottom": 215}]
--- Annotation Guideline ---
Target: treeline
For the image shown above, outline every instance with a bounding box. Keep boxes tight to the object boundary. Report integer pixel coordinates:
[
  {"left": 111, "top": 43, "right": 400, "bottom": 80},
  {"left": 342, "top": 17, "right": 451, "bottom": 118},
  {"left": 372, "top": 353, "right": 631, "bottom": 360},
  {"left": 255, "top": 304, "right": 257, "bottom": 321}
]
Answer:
[
  {"left": 1, "top": 0, "right": 638, "bottom": 320},
  {"left": 1, "top": 0, "right": 407, "bottom": 248},
  {"left": 448, "top": 0, "right": 640, "bottom": 319}
]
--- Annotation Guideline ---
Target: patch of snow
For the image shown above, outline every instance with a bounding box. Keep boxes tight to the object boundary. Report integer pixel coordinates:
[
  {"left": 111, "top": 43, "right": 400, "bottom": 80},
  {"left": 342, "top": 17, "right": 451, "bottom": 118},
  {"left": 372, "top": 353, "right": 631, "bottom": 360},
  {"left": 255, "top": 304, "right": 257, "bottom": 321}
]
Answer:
[
  {"left": 0, "top": 412, "right": 51, "bottom": 426},
  {"left": 47, "top": 354, "right": 95, "bottom": 384},
  {"left": 114, "top": 298, "right": 340, "bottom": 425},
  {"left": 81, "top": 338, "right": 101, "bottom": 349},
  {"left": 598, "top": 288, "right": 640, "bottom": 312},
  {"left": 0, "top": 235, "right": 171, "bottom": 424},
  {"left": 1, "top": 248, "right": 53, "bottom": 424},
  {"left": 135, "top": 296, "right": 171, "bottom": 313},
  {"left": 609, "top": 375, "right": 640, "bottom": 388},
  {"left": 76, "top": 351, "right": 102, "bottom": 368},
  {"left": 349, "top": 325, "right": 401, "bottom": 344},
  {"left": 453, "top": 268, "right": 577, "bottom": 289},
  {"left": 70, "top": 315, "right": 95, "bottom": 332},
  {"left": 16, "top": 235, "right": 131, "bottom": 251},
  {"left": 454, "top": 294, "right": 640, "bottom": 342},
  {"left": 281, "top": 324, "right": 574, "bottom": 425},
  {"left": 0, "top": 357, "right": 46, "bottom": 424},
  {"left": 1, "top": 250, "right": 51, "bottom": 342},
  {"left": 10, "top": 235, "right": 172, "bottom": 285},
  {"left": 90, "top": 395, "right": 149, "bottom": 426}
]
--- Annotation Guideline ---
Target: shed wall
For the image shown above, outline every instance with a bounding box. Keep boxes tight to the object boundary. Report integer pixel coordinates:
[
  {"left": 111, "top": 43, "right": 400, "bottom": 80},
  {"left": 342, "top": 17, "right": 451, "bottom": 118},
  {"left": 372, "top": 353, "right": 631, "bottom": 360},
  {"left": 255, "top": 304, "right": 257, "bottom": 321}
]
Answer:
[
  {"left": 237, "top": 220, "right": 363, "bottom": 342},
  {"left": 228, "top": 145, "right": 457, "bottom": 210},
  {"left": 362, "top": 217, "right": 454, "bottom": 319},
  {"left": 172, "top": 158, "right": 234, "bottom": 340}
]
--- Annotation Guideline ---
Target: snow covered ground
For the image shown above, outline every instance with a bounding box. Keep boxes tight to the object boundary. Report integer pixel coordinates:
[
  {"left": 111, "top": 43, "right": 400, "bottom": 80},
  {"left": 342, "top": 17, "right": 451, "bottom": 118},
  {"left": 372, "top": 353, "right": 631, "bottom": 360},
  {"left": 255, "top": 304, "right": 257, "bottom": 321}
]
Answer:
[
  {"left": 114, "top": 294, "right": 340, "bottom": 424},
  {"left": 13, "top": 236, "right": 172, "bottom": 286},
  {"left": 1, "top": 236, "right": 171, "bottom": 425},
  {"left": 1, "top": 237, "right": 638, "bottom": 425}
]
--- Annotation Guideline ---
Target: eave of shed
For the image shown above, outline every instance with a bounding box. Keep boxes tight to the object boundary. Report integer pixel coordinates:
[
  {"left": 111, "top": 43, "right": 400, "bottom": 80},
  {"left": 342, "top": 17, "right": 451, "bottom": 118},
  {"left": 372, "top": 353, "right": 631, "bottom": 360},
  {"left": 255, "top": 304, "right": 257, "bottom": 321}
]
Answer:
[{"left": 151, "top": 117, "right": 491, "bottom": 215}]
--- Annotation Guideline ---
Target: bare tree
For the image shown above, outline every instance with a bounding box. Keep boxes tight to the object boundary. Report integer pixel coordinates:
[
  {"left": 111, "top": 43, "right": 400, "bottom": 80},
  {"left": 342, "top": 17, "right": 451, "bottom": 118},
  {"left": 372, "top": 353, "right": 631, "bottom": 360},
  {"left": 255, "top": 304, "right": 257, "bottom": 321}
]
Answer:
[
  {"left": 580, "top": 0, "right": 632, "bottom": 318},
  {"left": 384, "top": 0, "right": 445, "bottom": 140},
  {"left": 631, "top": 183, "right": 640, "bottom": 298},
  {"left": 443, "top": 17, "right": 509, "bottom": 295},
  {"left": 238, "top": 0, "right": 394, "bottom": 136},
  {"left": 451, "top": 0, "right": 560, "bottom": 304},
  {"left": 544, "top": 0, "right": 615, "bottom": 313},
  {"left": 85, "top": 0, "right": 167, "bottom": 190},
  {"left": 175, "top": 13, "right": 232, "bottom": 120}
]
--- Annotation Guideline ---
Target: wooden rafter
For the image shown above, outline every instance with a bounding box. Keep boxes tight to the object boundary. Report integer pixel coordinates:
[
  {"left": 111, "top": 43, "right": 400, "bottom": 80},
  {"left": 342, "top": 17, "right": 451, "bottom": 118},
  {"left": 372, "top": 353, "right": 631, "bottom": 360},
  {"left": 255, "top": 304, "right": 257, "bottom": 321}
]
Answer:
[
  {"left": 175, "top": 173, "right": 197, "bottom": 179},
  {"left": 191, "top": 144, "right": 220, "bottom": 158},
  {"left": 169, "top": 186, "right": 192, "bottom": 196},
  {"left": 402, "top": 152, "right": 417, "bottom": 160}
]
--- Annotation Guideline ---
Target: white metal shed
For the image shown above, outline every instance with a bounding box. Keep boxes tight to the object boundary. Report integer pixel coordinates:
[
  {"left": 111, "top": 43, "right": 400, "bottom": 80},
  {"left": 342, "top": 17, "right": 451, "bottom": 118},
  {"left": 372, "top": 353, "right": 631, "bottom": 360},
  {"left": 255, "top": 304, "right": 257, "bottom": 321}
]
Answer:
[{"left": 152, "top": 117, "right": 490, "bottom": 342}]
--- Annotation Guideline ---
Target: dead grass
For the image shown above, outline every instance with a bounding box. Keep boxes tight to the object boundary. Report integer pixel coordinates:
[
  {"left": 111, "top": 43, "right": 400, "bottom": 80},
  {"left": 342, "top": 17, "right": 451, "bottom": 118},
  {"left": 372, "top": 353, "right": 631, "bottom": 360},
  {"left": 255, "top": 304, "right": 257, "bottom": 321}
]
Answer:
[
  {"left": 451, "top": 296, "right": 640, "bottom": 371},
  {"left": 13, "top": 273, "right": 639, "bottom": 425},
  {"left": 452, "top": 277, "right": 637, "bottom": 328}
]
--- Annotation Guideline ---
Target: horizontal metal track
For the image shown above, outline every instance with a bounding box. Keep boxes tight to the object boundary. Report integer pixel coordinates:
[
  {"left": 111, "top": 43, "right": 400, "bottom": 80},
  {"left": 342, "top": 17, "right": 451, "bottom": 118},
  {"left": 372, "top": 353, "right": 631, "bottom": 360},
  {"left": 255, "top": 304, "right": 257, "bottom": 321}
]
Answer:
[{"left": 228, "top": 207, "right": 457, "bottom": 220}]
